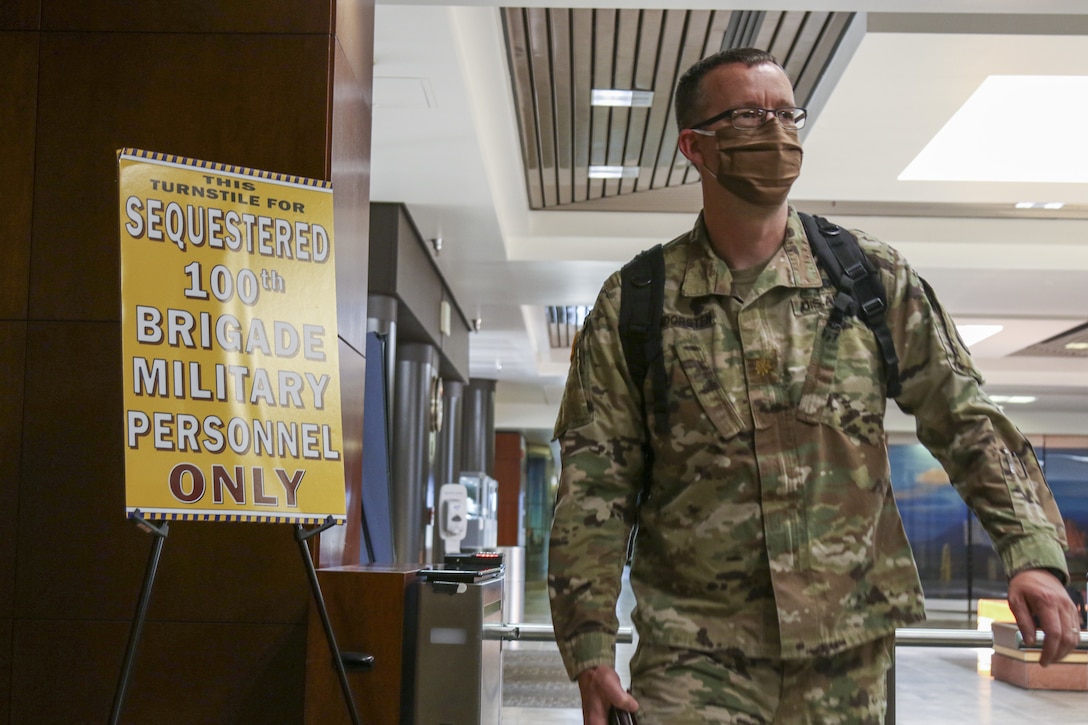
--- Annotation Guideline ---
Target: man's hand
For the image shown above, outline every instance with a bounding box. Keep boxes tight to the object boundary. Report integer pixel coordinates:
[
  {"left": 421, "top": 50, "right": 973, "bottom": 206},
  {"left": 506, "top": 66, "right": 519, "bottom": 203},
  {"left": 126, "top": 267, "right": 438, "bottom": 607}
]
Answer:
[
  {"left": 576, "top": 665, "right": 640, "bottom": 725},
  {"left": 1007, "top": 569, "right": 1081, "bottom": 666}
]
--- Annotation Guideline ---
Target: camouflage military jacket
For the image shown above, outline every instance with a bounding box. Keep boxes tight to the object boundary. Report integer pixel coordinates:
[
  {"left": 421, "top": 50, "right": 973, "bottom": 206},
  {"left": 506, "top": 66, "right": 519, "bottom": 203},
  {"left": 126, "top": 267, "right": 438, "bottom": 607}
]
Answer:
[{"left": 548, "top": 208, "right": 1068, "bottom": 679}]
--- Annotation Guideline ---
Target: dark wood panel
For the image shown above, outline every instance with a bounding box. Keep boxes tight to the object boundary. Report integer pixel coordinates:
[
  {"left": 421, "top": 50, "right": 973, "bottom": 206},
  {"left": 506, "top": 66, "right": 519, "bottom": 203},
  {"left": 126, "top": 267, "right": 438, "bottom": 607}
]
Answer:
[
  {"left": 17, "top": 320, "right": 139, "bottom": 620},
  {"left": 332, "top": 29, "right": 374, "bottom": 354},
  {"left": 0, "top": 618, "right": 9, "bottom": 725},
  {"left": 30, "top": 31, "right": 332, "bottom": 321},
  {"left": 0, "top": 323, "right": 26, "bottom": 620},
  {"left": 335, "top": 0, "right": 374, "bottom": 90},
  {"left": 305, "top": 565, "right": 420, "bottom": 725},
  {"left": 0, "top": 0, "right": 39, "bottom": 29},
  {"left": 0, "top": 32, "right": 37, "bottom": 319},
  {"left": 494, "top": 432, "right": 524, "bottom": 547},
  {"left": 40, "top": 0, "right": 331, "bottom": 33},
  {"left": 315, "top": 339, "right": 366, "bottom": 569},
  {"left": 17, "top": 321, "right": 310, "bottom": 623},
  {"left": 11, "top": 618, "right": 305, "bottom": 724}
]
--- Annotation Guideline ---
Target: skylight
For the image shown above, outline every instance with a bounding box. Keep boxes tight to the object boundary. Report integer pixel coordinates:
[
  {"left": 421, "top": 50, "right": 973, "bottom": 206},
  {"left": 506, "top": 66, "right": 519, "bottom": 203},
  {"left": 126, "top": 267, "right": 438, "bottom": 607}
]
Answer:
[
  {"left": 955, "top": 324, "right": 1003, "bottom": 347},
  {"left": 900, "top": 75, "right": 1088, "bottom": 183}
]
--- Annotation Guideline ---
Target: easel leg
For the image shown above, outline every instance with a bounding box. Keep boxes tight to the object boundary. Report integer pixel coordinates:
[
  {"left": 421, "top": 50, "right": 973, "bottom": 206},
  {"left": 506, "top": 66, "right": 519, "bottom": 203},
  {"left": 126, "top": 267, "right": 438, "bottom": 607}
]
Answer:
[
  {"left": 296, "top": 516, "right": 362, "bottom": 725},
  {"left": 110, "top": 510, "right": 169, "bottom": 725}
]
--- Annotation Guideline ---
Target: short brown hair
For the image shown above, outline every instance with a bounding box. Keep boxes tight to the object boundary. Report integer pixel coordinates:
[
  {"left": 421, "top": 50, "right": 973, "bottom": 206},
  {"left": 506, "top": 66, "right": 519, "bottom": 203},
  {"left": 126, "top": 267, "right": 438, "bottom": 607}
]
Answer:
[{"left": 674, "top": 48, "right": 783, "bottom": 131}]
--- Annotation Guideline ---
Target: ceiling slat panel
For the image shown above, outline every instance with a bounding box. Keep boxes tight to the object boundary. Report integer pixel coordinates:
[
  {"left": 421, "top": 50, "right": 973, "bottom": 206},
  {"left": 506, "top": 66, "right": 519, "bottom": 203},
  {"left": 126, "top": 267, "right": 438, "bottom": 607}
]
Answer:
[
  {"left": 781, "top": 12, "right": 829, "bottom": 83},
  {"left": 550, "top": 8, "right": 574, "bottom": 206},
  {"left": 637, "top": 9, "right": 685, "bottom": 193},
  {"left": 724, "top": 10, "right": 765, "bottom": 51},
  {"left": 526, "top": 7, "right": 559, "bottom": 208},
  {"left": 704, "top": 10, "right": 734, "bottom": 57},
  {"left": 767, "top": 11, "right": 807, "bottom": 69},
  {"left": 588, "top": 9, "right": 617, "bottom": 201},
  {"left": 502, "top": 8, "right": 545, "bottom": 210},
  {"left": 604, "top": 9, "right": 640, "bottom": 197},
  {"left": 501, "top": 7, "right": 859, "bottom": 210},
  {"left": 793, "top": 12, "right": 854, "bottom": 105},
  {"left": 620, "top": 9, "right": 663, "bottom": 195},
  {"left": 680, "top": 9, "right": 735, "bottom": 186},
  {"left": 751, "top": 10, "right": 782, "bottom": 52},
  {"left": 666, "top": 10, "right": 714, "bottom": 188},
  {"left": 571, "top": 8, "right": 594, "bottom": 204}
]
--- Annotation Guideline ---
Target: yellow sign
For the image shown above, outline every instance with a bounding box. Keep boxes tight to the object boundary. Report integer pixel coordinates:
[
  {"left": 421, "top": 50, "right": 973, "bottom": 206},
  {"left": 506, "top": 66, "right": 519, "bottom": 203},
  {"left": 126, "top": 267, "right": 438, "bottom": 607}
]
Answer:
[{"left": 118, "top": 149, "right": 345, "bottom": 524}]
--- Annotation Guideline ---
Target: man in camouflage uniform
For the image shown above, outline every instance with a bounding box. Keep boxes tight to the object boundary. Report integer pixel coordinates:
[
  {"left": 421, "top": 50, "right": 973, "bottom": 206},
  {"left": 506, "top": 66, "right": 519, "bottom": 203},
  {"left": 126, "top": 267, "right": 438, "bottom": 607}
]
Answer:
[{"left": 548, "top": 48, "right": 1080, "bottom": 724}]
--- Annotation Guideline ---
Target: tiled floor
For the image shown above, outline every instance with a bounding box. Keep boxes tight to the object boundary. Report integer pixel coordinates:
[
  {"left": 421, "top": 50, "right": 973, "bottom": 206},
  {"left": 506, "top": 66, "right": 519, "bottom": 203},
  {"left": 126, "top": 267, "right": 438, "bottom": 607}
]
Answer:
[{"left": 502, "top": 562, "right": 1087, "bottom": 724}]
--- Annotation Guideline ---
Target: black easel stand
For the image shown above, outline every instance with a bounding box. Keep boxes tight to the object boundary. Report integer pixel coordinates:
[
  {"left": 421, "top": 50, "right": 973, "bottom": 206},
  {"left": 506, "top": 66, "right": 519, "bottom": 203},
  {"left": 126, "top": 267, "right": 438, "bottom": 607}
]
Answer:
[
  {"left": 296, "top": 516, "right": 363, "bottom": 725},
  {"left": 110, "top": 510, "right": 169, "bottom": 725}
]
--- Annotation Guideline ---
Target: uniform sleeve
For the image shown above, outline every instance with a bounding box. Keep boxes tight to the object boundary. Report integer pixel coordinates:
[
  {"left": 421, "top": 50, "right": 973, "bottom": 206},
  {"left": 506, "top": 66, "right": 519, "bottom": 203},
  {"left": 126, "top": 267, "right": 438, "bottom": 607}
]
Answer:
[
  {"left": 877, "top": 240, "right": 1069, "bottom": 583},
  {"left": 548, "top": 273, "right": 646, "bottom": 680}
]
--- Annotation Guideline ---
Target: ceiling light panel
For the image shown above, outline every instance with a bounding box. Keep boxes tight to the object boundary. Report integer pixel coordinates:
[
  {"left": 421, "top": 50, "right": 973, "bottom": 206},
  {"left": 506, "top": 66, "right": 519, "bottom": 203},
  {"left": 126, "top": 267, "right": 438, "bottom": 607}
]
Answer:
[
  {"left": 588, "top": 165, "right": 640, "bottom": 179},
  {"left": 900, "top": 75, "right": 1088, "bottom": 183},
  {"left": 591, "top": 89, "right": 654, "bottom": 107},
  {"left": 501, "top": 7, "right": 857, "bottom": 210}
]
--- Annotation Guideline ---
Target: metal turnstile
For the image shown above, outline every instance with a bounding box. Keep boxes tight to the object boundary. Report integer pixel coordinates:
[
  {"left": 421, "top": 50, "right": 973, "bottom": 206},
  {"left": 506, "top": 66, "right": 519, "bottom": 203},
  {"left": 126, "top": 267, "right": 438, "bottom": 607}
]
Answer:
[{"left": 413, "top": 573, "right": 504, "bottom": 724}]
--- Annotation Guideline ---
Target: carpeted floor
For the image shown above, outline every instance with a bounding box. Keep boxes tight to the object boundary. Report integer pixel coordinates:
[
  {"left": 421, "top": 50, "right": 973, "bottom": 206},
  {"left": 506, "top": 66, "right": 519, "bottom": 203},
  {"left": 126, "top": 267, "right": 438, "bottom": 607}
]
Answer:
[{"left": 502, "top": 648, "right": 581, "bottom": 708}]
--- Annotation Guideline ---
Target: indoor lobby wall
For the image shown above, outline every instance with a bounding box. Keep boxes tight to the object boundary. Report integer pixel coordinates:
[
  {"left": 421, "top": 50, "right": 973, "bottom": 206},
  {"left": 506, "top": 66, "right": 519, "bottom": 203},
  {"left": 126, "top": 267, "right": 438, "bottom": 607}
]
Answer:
[{"left": 0, "top": 1, "right": 373, "bottom": 722}]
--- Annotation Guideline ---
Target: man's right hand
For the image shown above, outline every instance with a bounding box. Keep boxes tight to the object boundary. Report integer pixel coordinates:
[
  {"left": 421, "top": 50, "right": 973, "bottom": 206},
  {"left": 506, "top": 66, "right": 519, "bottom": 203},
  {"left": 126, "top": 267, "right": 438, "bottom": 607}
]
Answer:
[{"left": 576, "top": 665, "right": 640, "bottom": 725}]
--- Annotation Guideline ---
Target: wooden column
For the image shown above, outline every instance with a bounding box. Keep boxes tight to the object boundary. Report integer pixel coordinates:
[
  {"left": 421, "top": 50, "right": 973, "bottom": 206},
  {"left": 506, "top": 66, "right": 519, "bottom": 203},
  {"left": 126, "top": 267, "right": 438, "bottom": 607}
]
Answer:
[
  {"left": 0, "top": 1, "right": 374, "bottom": 721},
  {"left": 494, "top": 431, "right": 526, "bottom": 547}
]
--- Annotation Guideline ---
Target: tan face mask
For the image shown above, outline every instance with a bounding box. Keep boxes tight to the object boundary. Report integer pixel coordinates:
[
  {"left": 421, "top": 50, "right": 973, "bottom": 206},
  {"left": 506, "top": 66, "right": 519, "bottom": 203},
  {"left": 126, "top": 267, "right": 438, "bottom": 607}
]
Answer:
[{"left": 705, "top": 121, "right": 803, "bottom": 207}]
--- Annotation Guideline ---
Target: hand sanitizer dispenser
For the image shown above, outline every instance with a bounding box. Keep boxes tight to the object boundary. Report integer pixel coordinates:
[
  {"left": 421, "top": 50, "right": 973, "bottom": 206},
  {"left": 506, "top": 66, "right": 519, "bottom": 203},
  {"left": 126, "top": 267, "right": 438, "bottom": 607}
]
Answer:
[{"left": 437, "top": 483, "right": 469, "bottom": 554}]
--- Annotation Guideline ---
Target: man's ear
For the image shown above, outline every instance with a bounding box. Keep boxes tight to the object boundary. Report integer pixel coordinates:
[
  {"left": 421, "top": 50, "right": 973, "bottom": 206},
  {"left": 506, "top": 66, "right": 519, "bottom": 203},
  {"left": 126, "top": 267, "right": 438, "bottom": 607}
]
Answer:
[{"left": 677, "top": 129, "right": 706, "bottom": 169}]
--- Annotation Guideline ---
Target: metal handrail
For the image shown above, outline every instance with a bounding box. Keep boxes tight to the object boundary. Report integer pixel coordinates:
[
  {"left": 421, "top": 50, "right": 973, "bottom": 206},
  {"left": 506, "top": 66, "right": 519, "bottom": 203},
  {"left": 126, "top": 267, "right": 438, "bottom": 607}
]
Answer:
[
  {"left": 483, "top": 623, "right": 634, "bottom": 643},
  {"left": 485, "top": 623, "right": 1087, "bottom": 649}
]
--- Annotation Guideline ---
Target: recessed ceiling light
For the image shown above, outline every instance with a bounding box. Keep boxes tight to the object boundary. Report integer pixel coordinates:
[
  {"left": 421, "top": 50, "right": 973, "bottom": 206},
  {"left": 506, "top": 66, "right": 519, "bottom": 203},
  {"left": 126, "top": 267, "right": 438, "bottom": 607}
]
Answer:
[
  {"left": 588, "top": 165, "right": 640, "bottom": 179},
  {"left": 989, "top": 395, "right": 1036, "bottom": 405},
  {"left": 1015, "top": 201, "right": 1065, "bottom": 210},
  {"left": 955, "top": 324, "right": 1003, "bottom": 347},
  {"left": 900, "top": 75, "right": 1088, "bottom": 183},
  {"left": 1065, "top": 341, "right": 1088, "bottom": 350},
  {"left": 591, "top": 89, "right": 654, "bottom": 107}
]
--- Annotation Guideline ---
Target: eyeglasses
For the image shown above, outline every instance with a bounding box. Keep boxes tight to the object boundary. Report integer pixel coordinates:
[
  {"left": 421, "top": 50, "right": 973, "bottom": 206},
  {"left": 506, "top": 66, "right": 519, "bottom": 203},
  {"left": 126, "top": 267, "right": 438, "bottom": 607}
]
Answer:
[{"left": 690, "top": 106, "right": 807, "bottom": 131}]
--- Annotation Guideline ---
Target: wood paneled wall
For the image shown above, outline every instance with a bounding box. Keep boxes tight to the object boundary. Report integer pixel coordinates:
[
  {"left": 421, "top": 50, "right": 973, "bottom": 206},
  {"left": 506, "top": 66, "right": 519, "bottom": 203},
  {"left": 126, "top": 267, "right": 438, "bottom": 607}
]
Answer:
[
  {"left": 495, "top": 431, "right": 526, "bottom": 546},
  {"left": 0, "top": 2, "right": 374, "bottom": 721}
]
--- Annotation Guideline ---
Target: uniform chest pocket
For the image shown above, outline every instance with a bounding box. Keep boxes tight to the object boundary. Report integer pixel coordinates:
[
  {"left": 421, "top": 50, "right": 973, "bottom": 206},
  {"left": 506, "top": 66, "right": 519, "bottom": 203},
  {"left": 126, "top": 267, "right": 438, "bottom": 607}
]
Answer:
[
  {"left": 673, "top": 336, "right": 747, "bottom": 442},
  {"left": 796, "top": 317, "right": 886, "bottom": 447}
]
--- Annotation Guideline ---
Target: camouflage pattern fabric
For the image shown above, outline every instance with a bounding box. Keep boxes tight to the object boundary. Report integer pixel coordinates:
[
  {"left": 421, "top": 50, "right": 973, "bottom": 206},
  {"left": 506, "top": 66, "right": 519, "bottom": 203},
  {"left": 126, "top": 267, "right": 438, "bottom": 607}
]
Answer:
[
  {"left": 548, "top": 208, "right": 1068, "bottom": 681},
  {"left": 628, "top": 633, "right": 893, "bottom": 724}
]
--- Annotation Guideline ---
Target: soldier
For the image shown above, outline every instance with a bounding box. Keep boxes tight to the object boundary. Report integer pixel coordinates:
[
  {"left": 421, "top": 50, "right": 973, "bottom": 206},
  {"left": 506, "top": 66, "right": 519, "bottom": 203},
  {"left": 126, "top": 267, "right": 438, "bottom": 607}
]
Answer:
[{"left": 548, "top": 47, "right": 1080, "bottom": 724}]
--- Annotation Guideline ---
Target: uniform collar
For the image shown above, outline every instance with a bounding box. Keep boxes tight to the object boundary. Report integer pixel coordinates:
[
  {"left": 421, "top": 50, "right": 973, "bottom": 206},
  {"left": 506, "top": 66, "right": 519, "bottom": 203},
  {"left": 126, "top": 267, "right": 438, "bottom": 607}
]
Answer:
[{"left": 680, "top": 206, "right": 823, "bottom": 299}]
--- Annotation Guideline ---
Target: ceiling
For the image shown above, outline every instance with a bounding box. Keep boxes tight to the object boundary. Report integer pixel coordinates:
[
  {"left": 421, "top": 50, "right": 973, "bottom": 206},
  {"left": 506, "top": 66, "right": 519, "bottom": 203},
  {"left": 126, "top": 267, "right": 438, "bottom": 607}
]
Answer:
[{"left": 370, "top": 1, "right": 1088, "bottom": 442}]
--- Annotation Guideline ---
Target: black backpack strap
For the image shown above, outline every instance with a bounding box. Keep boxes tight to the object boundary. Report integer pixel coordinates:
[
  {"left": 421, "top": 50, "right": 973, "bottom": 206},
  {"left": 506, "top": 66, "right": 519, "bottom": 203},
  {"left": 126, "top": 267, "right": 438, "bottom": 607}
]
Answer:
[
  {"left": 799, "top": 213, "right": 902, "bottom": 398},
  {"left": 619, "top": 244, "right": 666, "bottom": 522},
  {"left": 619, "top": 244, "right": 668, "bottom": 436}
]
